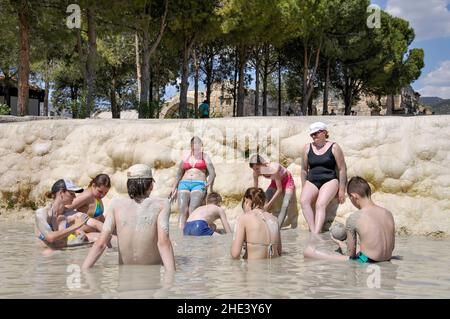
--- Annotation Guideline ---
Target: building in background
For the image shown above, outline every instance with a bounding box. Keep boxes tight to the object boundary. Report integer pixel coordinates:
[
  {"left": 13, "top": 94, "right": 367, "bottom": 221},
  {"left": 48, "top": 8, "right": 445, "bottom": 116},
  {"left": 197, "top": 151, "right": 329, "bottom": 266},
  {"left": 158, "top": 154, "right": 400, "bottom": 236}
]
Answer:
[{"left": 0, "top": 76, "right": 45, "bottom": 116}]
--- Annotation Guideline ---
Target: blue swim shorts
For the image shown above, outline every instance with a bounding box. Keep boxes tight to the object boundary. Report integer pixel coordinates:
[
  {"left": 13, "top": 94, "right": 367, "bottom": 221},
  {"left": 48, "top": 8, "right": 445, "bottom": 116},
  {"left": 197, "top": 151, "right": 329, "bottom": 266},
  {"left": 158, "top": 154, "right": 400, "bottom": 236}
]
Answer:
[
  {"left": 183, "top": 220, "right": 214, "bottom": 236},
  {"left": 178, "top": 180, "right": 206, "bottom": 192}
]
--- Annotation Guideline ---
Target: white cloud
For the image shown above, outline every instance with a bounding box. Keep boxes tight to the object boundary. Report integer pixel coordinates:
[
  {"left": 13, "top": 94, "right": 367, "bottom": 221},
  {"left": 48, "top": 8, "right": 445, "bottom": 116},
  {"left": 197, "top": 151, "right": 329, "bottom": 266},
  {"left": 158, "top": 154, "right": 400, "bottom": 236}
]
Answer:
[
  {"left": 419, "top": 86, "right": 450, "bottom": 98},
  {"left": 419, "top": 60, "right": 450, "bottom": 98},
  {"left": 386, "top": 0, "right": 450, "bottom": 40},
  {"left": 423, "top": 61, "right": 450, "bottom": 86}
]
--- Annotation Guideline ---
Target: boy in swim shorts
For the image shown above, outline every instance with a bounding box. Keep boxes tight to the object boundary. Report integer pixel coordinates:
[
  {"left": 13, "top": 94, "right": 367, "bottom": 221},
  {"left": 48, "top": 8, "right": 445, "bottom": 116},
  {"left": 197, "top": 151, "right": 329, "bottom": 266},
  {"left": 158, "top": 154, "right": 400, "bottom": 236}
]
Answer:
[{"left": 183, "top": 192, "right": 232, "bottom": 236}]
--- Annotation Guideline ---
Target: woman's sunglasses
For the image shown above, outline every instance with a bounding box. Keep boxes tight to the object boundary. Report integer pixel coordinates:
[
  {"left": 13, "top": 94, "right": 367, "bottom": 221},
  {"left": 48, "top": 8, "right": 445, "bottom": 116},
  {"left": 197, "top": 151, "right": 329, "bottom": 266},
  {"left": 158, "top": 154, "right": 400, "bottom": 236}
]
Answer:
[{"left": 310, "top": 130, "right": 324, "bottom": 137}]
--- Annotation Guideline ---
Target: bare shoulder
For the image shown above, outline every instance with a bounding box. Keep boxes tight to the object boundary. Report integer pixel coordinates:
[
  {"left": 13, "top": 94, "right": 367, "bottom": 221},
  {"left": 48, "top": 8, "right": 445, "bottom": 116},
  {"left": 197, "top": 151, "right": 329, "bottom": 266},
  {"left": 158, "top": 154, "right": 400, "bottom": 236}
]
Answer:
[
  {"left": 331, "top": 142, "right": 342, "bottom": 152},
  {"left": 345, "top": 210, "right": 363, "bottom": 230},
  {"left": 302, "top": 143, "right": 310, "bottom": 154},
  {"left": 35, "top": 205, "right": 49, "bottom": 218}
]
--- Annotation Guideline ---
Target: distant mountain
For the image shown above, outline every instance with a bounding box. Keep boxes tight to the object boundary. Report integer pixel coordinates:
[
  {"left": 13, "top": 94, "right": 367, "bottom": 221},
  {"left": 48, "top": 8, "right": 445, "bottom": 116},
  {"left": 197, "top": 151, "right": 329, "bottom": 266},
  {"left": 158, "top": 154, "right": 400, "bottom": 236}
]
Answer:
[
  {"left": 431, "top": 100, "right": 450, "bottom": 115},
  {"left": 420, "top": 97, "right": 450, "bottom": 114},
  {"left": 420, "top": 97, "right": 443, "bottom": 106}
]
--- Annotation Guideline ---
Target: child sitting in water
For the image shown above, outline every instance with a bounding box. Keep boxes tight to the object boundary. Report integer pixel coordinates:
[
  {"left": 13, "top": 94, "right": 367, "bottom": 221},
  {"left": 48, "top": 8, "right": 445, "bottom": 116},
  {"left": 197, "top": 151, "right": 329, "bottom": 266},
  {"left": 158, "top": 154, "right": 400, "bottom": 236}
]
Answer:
[
  {"left": 303, "top": 176, "right": 395, "bottom": 263},
  {"left": 183, "top": 192, "right": 232, "bottom": 236}
]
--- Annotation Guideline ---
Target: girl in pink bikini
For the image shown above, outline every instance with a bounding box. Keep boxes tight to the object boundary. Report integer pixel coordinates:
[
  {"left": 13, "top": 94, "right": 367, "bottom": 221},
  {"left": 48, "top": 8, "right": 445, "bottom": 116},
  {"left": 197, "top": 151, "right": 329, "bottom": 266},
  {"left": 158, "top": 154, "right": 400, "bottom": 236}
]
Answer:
[{"left": 249, "top": 154, "right": 298, "bottom": 229}]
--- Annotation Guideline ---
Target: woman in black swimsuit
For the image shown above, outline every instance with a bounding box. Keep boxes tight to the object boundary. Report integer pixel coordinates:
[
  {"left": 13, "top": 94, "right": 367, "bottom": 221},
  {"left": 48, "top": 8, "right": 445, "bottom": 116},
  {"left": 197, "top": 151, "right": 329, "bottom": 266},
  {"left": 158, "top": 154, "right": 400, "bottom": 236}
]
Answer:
[{"left": 300, "top": 122, "right": 347, "bottom": 234}]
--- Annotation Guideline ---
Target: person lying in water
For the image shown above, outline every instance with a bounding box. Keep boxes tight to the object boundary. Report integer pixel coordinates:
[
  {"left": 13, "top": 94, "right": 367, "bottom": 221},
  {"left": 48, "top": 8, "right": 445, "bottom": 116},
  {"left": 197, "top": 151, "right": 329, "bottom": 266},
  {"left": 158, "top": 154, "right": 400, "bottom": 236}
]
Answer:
[
  {"left": 35, "top": 179, "right": 98, "bottom": 248},
  {"left": 183, "top": 192, "right": 232, "bottom": 236},
  {"left": 231, "top": 187, "right": 282, "bottom": 259},
  {"left": 303, "top": 176, "right": 395, "bottom": 263},
  {"left": 82, "top": 164, "right": 175, "bottom": 271}
]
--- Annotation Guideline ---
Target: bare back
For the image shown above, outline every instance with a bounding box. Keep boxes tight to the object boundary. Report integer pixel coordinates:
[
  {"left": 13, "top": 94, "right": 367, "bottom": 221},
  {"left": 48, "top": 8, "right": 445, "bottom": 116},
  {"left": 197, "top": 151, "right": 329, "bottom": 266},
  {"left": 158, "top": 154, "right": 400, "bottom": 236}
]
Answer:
[
  {"left": 347, "top": 206, "right": 395, "bottom": 261},
  {"left": 187, "top": 204, "right": 222, "bottom": 224},
  {"left": 109, "top": 197, "right": 168, "bottom": 265},
  {"left": 242, "top": 210, "right": 281, "bottom": 259}
]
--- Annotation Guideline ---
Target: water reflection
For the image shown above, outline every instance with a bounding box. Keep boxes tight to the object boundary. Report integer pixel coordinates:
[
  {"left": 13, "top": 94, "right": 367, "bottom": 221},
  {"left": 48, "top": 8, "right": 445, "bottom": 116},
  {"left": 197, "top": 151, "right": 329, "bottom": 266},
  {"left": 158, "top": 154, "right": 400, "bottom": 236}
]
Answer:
[{"left": 0, "top": 222, "right": 448, "bottom": 298}]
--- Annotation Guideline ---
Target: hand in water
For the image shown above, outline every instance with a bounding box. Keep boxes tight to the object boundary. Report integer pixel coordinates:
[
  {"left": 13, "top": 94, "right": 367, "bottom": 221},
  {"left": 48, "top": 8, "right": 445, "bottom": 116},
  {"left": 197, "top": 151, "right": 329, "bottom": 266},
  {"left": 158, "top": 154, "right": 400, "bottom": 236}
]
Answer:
[
  {"left": 330, "top": 233, "right": 346, "bottom": 251},
  {"left": 263, "top": 203, "right": 270, "bottom": 211}
]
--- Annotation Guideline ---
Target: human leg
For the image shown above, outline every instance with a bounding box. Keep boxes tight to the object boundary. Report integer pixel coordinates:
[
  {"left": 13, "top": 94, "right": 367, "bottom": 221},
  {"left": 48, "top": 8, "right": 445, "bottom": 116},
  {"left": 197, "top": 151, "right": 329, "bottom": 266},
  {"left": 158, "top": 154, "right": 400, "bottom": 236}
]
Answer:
[
  {"left": 300, "top": 181, "right": 319, "bottom": 232},
  {"left": 313, "top": 179, "right": 339, "bottom": 234},
  {"left": 178, "top": 191, "right": 191, "bottom": 229}
]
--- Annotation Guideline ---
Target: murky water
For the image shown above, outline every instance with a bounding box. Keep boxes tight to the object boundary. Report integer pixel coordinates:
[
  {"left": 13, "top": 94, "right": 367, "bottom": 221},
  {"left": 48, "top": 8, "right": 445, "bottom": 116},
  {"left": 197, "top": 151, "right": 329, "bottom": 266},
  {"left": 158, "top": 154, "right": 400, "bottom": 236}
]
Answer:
[{"left": 0, "top": 222, "right": 449, "bottom": 299}]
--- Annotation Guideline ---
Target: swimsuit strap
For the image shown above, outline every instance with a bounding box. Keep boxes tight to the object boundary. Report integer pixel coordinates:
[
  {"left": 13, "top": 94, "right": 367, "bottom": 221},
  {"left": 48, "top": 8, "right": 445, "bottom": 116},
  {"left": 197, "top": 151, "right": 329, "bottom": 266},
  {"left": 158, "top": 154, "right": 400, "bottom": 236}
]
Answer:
[{"left": 254, "top": 210, "right": 274, "bottom": 258}]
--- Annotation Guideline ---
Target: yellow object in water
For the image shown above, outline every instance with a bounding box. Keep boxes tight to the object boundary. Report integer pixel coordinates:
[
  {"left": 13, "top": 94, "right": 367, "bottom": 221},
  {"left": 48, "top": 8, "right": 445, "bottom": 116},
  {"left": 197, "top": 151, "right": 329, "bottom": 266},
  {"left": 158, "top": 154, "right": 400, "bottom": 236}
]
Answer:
[{"left": 68, "top": 234, "right": 77, "bottom": 242}]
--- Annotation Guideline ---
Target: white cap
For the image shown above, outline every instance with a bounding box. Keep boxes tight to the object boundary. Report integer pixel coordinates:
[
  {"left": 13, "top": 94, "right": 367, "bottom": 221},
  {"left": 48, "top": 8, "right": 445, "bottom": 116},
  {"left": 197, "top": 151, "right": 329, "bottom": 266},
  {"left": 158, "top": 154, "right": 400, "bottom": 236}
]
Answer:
[
  {"left": 51, "top": 179, "right": 83, "bottom": 194},
  {"left": 127, "top": 164, "right": 154, "bottom": 180},
  {"left": 309, "top": 122, "right": 328, "bottom": 135}
]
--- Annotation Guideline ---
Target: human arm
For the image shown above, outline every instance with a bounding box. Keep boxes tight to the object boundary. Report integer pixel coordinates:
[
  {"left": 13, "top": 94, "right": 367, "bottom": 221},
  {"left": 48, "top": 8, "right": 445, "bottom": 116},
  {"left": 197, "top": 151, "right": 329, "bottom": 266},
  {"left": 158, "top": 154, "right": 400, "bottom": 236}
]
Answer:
[
  {"left": 264, "top": 170, "right": 283, "bottom": 210},
  {"left": 170, "top": 160, "right": 185, "bottom": 200},
  {"left": 330, "top": 233, "right": 348, "bottom": 255},
  {"left": 65, "top": 192, "right": 92, "bottom": 211},
  {"left": 344, "top": 212, "right": 361, "bottom": 258},
  {"left": 36, "top": 209, "right": 88, "bottom": 244},
  {"left": 204, "top": 153, "right": 216, "bottom": 192},
  {"left": 332, "top": 143, "right": 347, "bottom": 204},
  {"left": 157, "top": 199, "right": 176, "bottom": 271},
  {"left": 82, "top": 204, "right": 115, "bottom": 269},
  {"left": 300, "top": 144, "right": 309, "bottom": 187},
  {"left": 230, "top": 216, "right": 246, "bottom": 259},
  {"left": 218, "top": 208, "right": 232, "bottom": 234}
]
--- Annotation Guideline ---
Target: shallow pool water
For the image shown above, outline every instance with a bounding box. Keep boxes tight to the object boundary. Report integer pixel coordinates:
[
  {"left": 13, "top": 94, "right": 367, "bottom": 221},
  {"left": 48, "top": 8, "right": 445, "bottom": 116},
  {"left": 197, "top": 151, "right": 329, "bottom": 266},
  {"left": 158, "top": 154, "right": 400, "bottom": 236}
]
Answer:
[{"left": 0, "top": 222, "right": 449, "bottom": 298}]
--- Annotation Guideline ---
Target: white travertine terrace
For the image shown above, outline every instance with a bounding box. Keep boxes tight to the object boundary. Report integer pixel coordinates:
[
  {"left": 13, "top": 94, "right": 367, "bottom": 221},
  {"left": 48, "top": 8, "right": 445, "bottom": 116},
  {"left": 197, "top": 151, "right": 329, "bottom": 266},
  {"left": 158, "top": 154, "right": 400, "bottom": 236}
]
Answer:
[{"left": 0, "top": 116, "right": 449, "bottom": 236}]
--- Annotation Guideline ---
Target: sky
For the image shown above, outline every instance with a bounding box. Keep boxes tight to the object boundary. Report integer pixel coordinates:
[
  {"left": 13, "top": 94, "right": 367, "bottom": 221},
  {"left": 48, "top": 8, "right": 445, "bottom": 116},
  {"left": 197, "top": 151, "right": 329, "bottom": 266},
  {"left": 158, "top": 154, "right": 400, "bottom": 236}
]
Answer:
[{"left": 165, "top": 0, "right": 450, "bottom": 100}]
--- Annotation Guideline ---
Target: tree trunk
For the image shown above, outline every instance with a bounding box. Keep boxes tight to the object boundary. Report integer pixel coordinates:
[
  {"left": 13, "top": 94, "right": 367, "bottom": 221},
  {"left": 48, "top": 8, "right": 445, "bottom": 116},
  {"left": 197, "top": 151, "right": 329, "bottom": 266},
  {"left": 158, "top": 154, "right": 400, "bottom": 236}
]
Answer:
[
  {"left": 254, "top": 60, "right": 260, "bottom": 116},
  {"left": 111, "top": 75, "right": 120, "bottom": 119},
  {"left": 18, "top": 2, "right": 30, "bottom": 116},
  {"left": 179, "top": 37, "right": 194, "bottom": 118},
  {"left": 232, "top": 52, "right": 238, "bottom": 117},
  {"left": 135, "top": 32, "right": 142, "bottom": 101},
  {"left": 386, "top": 94, "right": 394, "bottom": 115},
  {"left": 205, "top": 53, "right": 213, "bottom": 105},
  {"left": 149, "top": 67, "right": 153, "bottom": 116},
  {"left": 86, "top": 7, "right": 97, "bottom": 118},
  {"left": 155, "top": 82, "right": 161, "bottom": 118},
  {"left": 237, "top": 45, "right": 247, "bottom": 117},
  {"left": 343, "top": 85, "right": 352, "bottom": 115},
  {"left": 262, "top": 63, "right": 268, "bottom": 116},
  {"left": 193, "top": 48, "right": 199, "bottom": 118},
  {"left": 302, "top": 43, "right": 321, "bottom": 116},
  {"left": 302, "top": 46, "right": 308, "bottom": 116},
  {"left": 323, "top": 58, "right": 330, "bottom": 115},
  {"left": 139, "top": 28, "right": 150, "bottom": 118},
  {"left": 278, "top": 55, "right": 282, "bottom": 116}
]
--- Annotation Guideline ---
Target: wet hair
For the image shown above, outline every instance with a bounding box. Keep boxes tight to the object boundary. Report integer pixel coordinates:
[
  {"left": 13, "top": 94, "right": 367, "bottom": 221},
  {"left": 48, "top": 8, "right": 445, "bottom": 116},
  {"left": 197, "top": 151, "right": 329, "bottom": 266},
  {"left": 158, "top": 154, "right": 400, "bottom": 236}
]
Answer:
[
  {"left": 190, "top": 136, "right": 203, "bottom": 147},
  {"left": 206, "top": 192, "right": 222, "bottom": 205},
  {"left": 241, "top": 187, "right": 266, "bottom": 210},
  {"left": 88, "top": 174, "right": 111, "bottom": 188},
  {"left": 249, "top": 154, "right": 267, "bottom": 168},
  {"left": 127, "top": 178, "right": 153, "bottom": 200},
  {"left": 347, "top": 176, "right": 371, "bottom": 198}
]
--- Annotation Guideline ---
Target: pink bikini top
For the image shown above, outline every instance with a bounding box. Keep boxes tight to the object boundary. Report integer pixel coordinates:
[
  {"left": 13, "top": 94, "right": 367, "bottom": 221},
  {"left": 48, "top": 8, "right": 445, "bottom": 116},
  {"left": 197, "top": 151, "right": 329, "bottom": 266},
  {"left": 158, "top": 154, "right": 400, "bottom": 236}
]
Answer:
[{"left": 183, "top": 153, "right": 207, "bottom": 171}]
